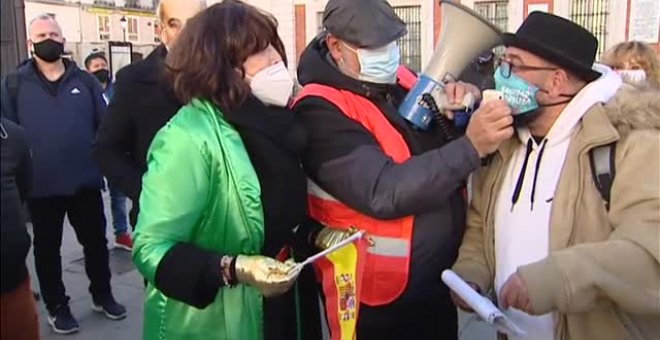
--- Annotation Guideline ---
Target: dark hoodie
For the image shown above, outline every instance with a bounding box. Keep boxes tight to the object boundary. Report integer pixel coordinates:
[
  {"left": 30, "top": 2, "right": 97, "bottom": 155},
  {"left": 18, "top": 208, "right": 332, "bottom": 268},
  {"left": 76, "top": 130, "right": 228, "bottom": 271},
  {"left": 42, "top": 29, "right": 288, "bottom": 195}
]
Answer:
[
  {"left": 0, "top": 117, "right": 33, "bottom": 293},
  {"left": 293, "top": 36, "right": 481, "bottom": 312}
]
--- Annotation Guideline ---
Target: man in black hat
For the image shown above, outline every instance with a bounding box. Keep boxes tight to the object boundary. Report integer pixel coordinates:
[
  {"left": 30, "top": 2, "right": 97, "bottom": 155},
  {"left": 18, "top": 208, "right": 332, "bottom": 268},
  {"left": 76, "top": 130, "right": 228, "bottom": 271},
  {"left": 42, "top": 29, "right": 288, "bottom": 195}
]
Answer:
[
  {"left": 293, "top": 0, "right": 515, "bottom": 338},
  {"left": 451, "top": 12, "right": 660, "bottom": 340}
]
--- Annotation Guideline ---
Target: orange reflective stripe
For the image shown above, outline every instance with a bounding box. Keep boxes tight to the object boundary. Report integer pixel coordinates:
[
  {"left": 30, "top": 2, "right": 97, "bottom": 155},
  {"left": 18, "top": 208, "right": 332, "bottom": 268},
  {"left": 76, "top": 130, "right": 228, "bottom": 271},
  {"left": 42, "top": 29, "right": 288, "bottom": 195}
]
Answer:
[{"left": 295, "top": 66, "right": 418, "bottom": 306}]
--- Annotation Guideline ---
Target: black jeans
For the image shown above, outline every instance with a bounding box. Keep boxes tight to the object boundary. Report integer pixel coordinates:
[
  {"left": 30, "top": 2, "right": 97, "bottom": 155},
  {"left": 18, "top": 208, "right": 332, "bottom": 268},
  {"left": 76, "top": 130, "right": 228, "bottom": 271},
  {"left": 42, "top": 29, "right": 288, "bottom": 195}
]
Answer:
[{"left": 28, "top": 188, "right": 112, "bottom": 313}]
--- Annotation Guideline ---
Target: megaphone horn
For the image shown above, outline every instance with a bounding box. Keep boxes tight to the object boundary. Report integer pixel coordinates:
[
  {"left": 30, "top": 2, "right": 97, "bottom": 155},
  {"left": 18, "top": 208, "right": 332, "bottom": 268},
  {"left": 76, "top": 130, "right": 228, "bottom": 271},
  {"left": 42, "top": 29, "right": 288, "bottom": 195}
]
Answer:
[{"left": 398, "top": 1, "right": 503, "bottom": 130}]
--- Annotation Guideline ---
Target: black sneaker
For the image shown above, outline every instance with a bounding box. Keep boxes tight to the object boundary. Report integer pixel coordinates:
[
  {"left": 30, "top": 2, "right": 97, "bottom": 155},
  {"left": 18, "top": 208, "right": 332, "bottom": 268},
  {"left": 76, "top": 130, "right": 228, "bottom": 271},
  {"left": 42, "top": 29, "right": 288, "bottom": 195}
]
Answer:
[
  {"left": 92, "top": 297, "right": 127, "bottom": 320},
  {"left": 48, "top": 305, "right": 80, "bottom": 335}
]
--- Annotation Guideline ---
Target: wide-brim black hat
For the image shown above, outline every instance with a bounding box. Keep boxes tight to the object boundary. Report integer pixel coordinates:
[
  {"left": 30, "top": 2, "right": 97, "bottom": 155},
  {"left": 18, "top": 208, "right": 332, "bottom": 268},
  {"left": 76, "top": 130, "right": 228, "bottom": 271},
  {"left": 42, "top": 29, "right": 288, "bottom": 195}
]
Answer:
[{"left": 503, "top": 12, "right": 601, "bottom": 82}]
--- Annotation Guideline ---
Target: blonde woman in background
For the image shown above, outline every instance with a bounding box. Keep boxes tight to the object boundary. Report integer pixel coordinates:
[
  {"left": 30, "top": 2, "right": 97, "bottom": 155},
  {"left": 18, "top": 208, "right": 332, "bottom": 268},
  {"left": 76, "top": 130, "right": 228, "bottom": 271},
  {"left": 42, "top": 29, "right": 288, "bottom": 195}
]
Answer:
[{"left": 601, "top": 41, "right": 660, "bottom": 89}]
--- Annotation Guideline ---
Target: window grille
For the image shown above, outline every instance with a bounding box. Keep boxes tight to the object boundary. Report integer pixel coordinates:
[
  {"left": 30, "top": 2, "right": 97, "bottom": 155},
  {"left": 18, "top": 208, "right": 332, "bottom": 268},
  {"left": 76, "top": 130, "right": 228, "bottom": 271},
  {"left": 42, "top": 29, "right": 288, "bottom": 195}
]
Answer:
[
  {"left": 393, "top": 6, "right": 422, "bottom": 72},
  {"left": 570, "top": 0, "right": 609, "bottom": 56},
  {"left": 474, "top": 1, "right": 509, "bottom": 32}
]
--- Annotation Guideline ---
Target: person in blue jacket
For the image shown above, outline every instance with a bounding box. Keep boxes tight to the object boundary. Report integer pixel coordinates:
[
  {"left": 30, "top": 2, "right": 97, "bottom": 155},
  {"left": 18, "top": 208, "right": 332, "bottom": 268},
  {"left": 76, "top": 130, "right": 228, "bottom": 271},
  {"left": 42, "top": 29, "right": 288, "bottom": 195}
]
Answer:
[
  {"left": 0, "top": 14, "right": 125, "bottom": 335},
  {"left": 84, "top": 51, "right": 132, "bottom": 251}
]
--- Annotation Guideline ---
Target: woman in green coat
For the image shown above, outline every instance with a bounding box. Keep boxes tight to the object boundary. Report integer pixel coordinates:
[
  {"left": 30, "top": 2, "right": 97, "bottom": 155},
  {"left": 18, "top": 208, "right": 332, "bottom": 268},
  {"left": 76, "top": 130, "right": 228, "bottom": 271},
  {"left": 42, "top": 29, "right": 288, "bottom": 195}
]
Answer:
[{"left": 132, "top": 1, "right": 311, "bottom": 339}]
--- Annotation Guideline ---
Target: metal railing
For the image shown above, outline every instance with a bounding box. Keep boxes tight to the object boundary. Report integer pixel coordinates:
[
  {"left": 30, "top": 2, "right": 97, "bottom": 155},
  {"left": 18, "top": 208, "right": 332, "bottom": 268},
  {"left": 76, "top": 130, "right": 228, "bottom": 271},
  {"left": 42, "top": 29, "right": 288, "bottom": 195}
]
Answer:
[
  {"left": 393, "top": 6, "right": 422, "bottom": 72},
  {"left": 570, "top": 0, "right": 609, "bottom": 56}
]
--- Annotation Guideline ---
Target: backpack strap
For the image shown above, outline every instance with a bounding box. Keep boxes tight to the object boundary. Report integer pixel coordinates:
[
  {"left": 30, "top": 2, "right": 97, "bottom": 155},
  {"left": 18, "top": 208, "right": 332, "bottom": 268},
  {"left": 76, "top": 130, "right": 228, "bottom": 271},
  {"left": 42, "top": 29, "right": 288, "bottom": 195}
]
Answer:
[{"left": 589, "top": 142, "right": 617, "bottom": 211}]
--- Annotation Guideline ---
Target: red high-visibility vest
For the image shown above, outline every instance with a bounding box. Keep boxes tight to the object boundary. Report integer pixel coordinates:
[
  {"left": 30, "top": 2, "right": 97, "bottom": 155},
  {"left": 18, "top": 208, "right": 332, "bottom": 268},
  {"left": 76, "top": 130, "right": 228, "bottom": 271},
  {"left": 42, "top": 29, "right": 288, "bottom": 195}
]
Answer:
[{"left": 293, "top": 67, "right": 418, "bottom": 306}]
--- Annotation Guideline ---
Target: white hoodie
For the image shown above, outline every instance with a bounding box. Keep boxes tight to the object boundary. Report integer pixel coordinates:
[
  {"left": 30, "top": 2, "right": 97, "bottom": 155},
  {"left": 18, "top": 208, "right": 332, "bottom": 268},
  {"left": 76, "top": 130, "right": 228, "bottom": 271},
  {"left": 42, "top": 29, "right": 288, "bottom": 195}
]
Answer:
[{"left": 493, "top": 64, "right": 622, "bottom": 340}]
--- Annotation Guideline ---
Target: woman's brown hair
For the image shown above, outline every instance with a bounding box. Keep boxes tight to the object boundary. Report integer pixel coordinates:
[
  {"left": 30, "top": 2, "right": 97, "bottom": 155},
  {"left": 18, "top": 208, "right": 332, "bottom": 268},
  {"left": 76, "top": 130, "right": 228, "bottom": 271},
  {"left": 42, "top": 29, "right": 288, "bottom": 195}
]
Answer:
[
  {"left": 166, "top": 0, "right": 287, "bottom": 111},
  {"left": 601, "top": 41, "right": 660, "bottom": 89}
]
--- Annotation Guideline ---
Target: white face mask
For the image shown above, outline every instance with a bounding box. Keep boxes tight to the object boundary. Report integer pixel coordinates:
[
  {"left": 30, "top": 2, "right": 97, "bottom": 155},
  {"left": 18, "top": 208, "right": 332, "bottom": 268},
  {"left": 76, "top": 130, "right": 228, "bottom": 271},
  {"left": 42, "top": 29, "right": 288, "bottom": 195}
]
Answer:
[
  {"left": 617, "top": 69, "right": 647, "bottom": 85},
  {"left": 342, "top": 41, "right": 400, "bottom": 84},
  {"left": 247, "top": 62, "right": 294, "bottom": 107}
]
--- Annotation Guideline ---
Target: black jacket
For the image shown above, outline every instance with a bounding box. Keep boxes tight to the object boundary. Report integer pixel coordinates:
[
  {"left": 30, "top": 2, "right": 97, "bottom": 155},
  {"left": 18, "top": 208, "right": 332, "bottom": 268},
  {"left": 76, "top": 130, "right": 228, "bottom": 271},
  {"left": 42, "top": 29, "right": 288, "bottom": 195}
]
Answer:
[
  {"left": 93, "top": 45, "right": 181, "bottom": 223},
  {"left": 1, "top": 117, "right": 32, "bottom": 293},
  {"left": 293, "top": 37, "right": 481, "bottom": 308},
  {"left": 151, "top": 96, "right": 318, "bottom": 340}
]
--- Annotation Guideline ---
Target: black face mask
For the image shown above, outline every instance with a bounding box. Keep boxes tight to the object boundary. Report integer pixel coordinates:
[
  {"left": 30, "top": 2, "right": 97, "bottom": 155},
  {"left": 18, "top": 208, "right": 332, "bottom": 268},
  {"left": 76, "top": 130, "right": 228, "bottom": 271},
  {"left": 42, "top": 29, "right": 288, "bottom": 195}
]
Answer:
[
  {"left": 32, "top": 39, "right": 64, "bottom": 63},
  {"left": 92, "top": 69, "right": 110, "bottom": 84}
]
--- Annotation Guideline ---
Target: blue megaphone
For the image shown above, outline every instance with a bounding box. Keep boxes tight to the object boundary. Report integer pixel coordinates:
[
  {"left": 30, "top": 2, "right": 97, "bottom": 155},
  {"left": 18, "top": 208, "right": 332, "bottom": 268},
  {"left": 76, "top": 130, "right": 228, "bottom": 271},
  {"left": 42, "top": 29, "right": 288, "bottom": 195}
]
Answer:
[{"left": 398, "top": 1, "right": 502, "bottom": 130}]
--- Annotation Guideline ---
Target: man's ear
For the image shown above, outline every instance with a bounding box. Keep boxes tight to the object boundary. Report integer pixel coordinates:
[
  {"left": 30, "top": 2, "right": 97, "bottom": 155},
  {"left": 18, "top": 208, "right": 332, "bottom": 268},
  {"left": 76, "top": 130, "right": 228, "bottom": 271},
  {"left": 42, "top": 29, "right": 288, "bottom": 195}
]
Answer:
[
  {"left": 159, "top": 26, "right": 171, "bottom": 47},
  {"left": 548, "top": 69, "right": 571, "bottom": 97},
  {"left": 326, "top": 34, "right": 343, "bottom": 62}
]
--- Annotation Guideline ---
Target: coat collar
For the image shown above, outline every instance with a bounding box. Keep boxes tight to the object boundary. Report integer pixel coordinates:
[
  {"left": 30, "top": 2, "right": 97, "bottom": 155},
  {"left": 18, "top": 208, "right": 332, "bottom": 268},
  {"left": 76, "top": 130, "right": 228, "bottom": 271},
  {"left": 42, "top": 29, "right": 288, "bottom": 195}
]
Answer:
[
  {"left": 138, "top": 45, "right": 168, "bottom": 83},
  {"left": 198, "top": 96, "right": 305, "bottom": 157}
]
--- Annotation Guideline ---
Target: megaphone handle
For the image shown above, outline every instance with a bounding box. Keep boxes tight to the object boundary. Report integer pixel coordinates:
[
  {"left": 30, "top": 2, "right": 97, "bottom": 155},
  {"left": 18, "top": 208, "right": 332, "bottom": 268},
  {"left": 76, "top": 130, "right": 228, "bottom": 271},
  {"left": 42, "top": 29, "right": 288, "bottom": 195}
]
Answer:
[
  {"left": 433, "top": 91, "right": 476, "bottom": 112},
  {"left": 421, "top": 93, "right": 456, "bottom": 141},
  {"left": 430, "top": 88, "right": 451, "bottom": 110}
]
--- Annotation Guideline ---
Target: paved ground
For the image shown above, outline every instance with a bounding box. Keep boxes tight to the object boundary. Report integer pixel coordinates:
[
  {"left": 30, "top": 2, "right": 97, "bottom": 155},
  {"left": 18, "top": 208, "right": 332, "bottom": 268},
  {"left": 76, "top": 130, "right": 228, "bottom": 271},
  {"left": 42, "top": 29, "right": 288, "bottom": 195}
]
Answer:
[{"left": 25, "top": 192, "right": 496, "bottom": 340}]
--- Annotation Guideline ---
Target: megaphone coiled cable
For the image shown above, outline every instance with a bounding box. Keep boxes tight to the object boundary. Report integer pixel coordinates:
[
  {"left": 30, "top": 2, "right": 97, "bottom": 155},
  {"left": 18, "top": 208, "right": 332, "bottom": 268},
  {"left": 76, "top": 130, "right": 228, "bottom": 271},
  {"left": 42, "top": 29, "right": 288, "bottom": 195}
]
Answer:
[{"left": 421, "top": 93, "right": 456, "bottom": 142}]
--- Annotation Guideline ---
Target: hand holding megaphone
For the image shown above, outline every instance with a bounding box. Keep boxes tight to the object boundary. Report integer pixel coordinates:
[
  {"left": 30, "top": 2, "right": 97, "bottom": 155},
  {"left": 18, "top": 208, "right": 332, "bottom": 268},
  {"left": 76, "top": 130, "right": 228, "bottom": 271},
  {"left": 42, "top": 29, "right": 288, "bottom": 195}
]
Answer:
[
  {"left": 437, "top": 82, "right": 482, "bottom": 120},
  {"left": 464, "top": 98, "right": 514, "bottom": 158}
]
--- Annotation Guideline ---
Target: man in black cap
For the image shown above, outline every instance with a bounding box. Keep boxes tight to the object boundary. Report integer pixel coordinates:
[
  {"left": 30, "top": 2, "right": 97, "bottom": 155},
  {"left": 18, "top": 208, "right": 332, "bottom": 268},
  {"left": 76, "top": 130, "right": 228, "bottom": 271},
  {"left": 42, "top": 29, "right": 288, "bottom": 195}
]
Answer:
[
  {"left": 451, "top": 12, "right": 660, "bottom": 340},
  {"left": 293, "top": 0, "right": 514, "bottom": 338}
]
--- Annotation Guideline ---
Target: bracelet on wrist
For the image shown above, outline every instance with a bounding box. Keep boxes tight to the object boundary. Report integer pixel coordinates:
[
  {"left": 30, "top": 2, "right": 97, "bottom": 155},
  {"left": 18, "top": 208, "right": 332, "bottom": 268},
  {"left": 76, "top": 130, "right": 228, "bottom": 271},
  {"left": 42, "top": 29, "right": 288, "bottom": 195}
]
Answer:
[
  {"left": 229, "top": 256, "right": 238, "bottom": 286},
  {"left": 220, "top": 256, "right": 234, "bottom": 287}
]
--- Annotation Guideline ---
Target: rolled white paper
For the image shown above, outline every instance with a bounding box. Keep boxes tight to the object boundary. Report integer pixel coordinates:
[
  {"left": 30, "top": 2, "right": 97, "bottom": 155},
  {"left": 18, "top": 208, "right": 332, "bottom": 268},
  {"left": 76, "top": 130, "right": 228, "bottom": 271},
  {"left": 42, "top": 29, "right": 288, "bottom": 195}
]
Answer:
[{"left": 442, "top": 269, "right": 525, "bottom": 336}]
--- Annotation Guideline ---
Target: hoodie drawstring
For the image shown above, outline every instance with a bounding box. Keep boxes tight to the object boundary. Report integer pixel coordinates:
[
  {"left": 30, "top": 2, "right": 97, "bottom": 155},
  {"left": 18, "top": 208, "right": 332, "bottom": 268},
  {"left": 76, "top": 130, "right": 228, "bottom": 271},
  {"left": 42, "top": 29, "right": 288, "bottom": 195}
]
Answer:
[
  {"left": 530, "top": 139, "right": 548, "bottom": 210},
  {"left": 511, "top": 139, "right": 534, "bottom": 210},
  {"left": 511, "top": 138, "right": 548, "bottom": 211}
]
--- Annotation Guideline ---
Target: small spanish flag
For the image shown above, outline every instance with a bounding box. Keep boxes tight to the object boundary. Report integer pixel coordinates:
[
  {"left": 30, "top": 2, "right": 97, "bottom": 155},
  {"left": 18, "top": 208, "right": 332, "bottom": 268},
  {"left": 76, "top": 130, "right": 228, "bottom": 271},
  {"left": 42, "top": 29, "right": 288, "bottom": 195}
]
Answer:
[{"left": 314, "top": 236, "right": 368, "bottom": 340}]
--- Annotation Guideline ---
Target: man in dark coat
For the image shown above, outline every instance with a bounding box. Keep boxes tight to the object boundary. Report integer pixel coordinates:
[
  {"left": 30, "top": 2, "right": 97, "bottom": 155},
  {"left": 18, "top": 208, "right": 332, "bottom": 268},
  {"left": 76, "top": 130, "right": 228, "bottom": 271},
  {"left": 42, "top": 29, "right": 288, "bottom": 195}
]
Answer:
[
  {"left": 93, "top": 0, "right": 205, "bottom": 225},
  {"left": 0, "top": 116, "right": 40, "bottom": 340},
  {"left": 84, "top": 51, "right": 133, "bottom": 251},
  {"left": 293, "top": 0, "right": 514, "bottom": 339},
  {"left": 0, "top": 14, "right": 125, "bottom": 335}
]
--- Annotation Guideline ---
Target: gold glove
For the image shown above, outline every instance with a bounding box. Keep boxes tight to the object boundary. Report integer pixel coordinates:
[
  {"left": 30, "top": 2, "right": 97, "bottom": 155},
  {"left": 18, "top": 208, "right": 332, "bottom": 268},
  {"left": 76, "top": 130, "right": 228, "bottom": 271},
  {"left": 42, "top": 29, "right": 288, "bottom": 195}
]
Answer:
[
  {"left": 314, "top": 226, "right": 357, "bottom": 250},
  {"left": 234, "top": 255, "right": 299, "bottom": 297}
]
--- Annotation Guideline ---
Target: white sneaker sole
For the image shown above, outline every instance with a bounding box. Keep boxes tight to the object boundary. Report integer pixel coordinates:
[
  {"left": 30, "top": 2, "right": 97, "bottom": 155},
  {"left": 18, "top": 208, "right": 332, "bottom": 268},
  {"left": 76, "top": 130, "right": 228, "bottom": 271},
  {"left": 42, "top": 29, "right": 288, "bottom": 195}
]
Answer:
[
  {"left": 114, "top": 243, "right": 132, "bottom": 251},
  {"left": 47, "top": 316, "right": 79, "bottom": 335},
  {"left": 92, "top": 304, "right": 127, "bottom": 320}
]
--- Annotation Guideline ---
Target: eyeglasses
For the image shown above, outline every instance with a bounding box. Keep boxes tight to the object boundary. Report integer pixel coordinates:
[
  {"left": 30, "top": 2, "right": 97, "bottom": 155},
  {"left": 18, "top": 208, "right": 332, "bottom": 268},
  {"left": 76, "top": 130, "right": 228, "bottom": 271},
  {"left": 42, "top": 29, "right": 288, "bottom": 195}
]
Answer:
[{"left": 495, "top": 58, "right": 557, "bottom": 78}]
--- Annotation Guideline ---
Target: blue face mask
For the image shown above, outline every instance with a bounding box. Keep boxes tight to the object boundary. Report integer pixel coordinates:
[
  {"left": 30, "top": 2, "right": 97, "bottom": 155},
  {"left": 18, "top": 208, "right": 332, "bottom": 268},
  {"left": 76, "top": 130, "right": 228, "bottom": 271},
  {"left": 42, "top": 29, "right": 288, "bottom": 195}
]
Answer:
[
  {"left": 494, "top": 65, "right": 540, "bottom": 115},
  {"left": 343, "top": 42, "right": 400, "bottom": 84}
]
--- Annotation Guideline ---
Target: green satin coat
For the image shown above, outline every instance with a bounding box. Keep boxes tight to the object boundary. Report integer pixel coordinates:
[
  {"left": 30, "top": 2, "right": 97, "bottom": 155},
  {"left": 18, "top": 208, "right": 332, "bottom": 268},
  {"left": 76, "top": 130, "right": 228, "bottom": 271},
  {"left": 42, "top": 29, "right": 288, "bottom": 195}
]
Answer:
[{"left": 132, "top": 99, "right": 265, "bottom": 340}]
